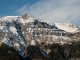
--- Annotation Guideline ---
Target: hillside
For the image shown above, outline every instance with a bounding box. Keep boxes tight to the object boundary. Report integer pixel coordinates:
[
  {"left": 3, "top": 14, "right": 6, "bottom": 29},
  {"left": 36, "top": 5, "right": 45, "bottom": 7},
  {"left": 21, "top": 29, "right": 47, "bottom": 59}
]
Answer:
[
  {"left": 0, "top": 43, "right": 24, "bottom": 60},
  {"left": 0, "top": 13, "right": 80, "bottom": 59}
]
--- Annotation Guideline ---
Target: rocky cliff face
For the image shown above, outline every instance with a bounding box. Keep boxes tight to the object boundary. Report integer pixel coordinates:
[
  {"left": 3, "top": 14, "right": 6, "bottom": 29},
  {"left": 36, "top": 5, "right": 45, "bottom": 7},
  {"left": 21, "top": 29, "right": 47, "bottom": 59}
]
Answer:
[{"left": 0, "top": 13, "right": 80, "bottom": 57}]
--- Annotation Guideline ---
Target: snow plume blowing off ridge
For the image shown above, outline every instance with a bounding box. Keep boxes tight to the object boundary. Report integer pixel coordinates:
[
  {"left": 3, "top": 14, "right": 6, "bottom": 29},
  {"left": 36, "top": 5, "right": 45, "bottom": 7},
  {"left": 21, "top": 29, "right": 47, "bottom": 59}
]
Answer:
[{"left": 0, "top": 13, "right": 80, "bottom": 58}]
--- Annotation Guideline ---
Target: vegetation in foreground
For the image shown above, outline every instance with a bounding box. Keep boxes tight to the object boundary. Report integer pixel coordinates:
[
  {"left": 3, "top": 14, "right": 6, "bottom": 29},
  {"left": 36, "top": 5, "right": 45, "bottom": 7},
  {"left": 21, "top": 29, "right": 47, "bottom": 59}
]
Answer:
[
  {"left": 26, "top": 42, "right": 80, "bottom": 60},
  {"left": 0, "top": 43, "right": 24, "bottom": 60},
  {"left": 0, "top": 42, "right": 80, "bottom": 60}
]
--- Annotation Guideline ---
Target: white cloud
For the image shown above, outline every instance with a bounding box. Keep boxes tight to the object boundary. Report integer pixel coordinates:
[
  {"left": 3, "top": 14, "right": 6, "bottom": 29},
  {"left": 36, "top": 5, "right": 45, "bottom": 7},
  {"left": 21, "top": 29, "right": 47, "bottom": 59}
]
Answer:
[{"left": 16, "top": 0, "right": 80, "bottom": 26}]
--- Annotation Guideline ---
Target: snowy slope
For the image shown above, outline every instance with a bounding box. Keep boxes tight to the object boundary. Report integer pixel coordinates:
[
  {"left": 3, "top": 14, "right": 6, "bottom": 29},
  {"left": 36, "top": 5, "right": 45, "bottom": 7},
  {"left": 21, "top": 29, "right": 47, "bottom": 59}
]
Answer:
[
  {"left": 1, "top": 14, "right": 35, "bottom": 24},
  {"left": 55, "top": 23, "right": 80, "bottom": 33},
  {"left": 0, "top": 13, "right": 80, "bottom": 58}
]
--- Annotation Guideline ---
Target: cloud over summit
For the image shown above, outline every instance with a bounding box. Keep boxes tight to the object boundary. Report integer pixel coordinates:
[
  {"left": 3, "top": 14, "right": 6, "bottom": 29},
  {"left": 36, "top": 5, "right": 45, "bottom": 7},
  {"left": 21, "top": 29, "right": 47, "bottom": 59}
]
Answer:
[{"left": 16, "top": 0, "right": 80, "bottom": 26}]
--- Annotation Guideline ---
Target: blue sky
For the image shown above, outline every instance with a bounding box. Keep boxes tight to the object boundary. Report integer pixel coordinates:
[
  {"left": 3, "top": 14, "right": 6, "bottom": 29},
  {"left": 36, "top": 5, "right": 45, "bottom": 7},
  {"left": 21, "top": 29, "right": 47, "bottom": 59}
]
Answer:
[
  {"left": 0, "top": 0, "right": 80, "bottom": 27},
  {"left": 0, "top": 0, "right": 39, "bottom": 16}
]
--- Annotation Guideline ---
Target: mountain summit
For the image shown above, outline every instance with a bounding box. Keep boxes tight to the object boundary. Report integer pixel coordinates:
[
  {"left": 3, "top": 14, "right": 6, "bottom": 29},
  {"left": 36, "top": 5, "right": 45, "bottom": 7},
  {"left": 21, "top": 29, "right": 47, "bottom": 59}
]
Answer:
[{"left": 0, "top": 13, "right": 80, "bottom": 57}]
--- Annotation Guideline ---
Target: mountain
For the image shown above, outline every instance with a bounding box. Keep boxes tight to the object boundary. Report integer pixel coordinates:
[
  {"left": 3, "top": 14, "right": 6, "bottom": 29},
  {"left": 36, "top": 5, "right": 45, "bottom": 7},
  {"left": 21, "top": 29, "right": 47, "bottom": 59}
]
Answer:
[
  {"left": 55, "top": 23, "right": 80, "bottom": 33},
  {"left": 0, "top": 13, "right": 80, "bottom": 58}
]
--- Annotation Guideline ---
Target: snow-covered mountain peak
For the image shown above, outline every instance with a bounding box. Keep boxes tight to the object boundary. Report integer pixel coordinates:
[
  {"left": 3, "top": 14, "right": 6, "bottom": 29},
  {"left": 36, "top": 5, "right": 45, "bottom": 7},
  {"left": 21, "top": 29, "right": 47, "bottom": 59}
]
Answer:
[
  {"left": 20, "top": 13, "right": 35, "bottom": 23},
  {"left": 0, "top": 14, "right": 35, "bottom": 24},
  {"left": 1, "top": 16, "right": 20, "bottom": 24},
  {"left": 21, "top": 13, "right": 33, "bottom": 19},
  {"left": 0, "top": 13, "right": 80, "bottom": 58},
  {"left": 55, "top": 23, "right": 80, "bottom": 33}
]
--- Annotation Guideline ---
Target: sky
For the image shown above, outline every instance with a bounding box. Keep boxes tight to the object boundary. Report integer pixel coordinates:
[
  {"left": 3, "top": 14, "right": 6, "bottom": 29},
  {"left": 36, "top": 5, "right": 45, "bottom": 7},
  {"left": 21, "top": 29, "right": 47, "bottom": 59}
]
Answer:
[{"left": 0, "top": 0, "right": 80, "bottom": 27}]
